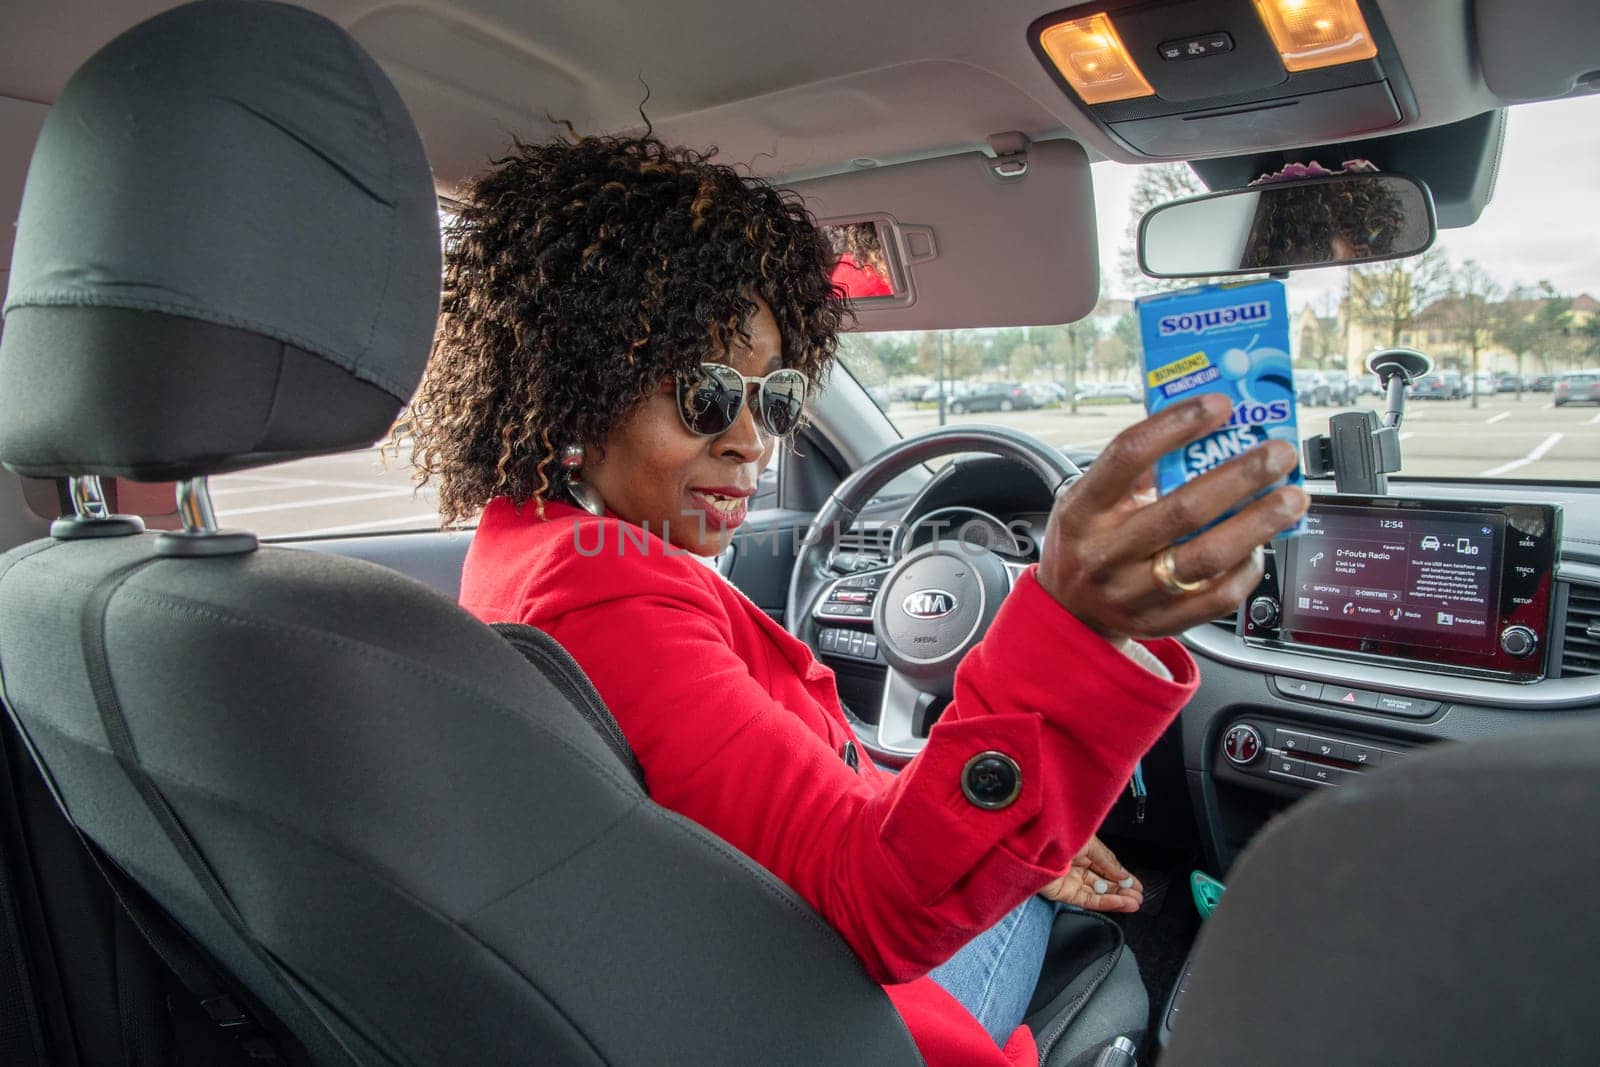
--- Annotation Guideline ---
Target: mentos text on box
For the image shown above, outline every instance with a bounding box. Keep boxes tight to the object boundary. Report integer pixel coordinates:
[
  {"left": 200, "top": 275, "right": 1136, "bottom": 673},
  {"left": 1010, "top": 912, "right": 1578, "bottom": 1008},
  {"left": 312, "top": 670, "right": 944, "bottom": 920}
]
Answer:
[{"left": 1136, "top": 279, "right": 1304, "bottom": 537}]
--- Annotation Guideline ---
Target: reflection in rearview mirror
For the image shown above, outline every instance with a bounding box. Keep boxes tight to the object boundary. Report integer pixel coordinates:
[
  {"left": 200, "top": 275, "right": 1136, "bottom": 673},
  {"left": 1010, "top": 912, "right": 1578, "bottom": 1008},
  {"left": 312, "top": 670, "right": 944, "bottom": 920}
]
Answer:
[
  {"left": 1138, "top": 173, "right": 1436, "bottom": 278},
  {"left": 822, "top": 219, "right": 903, "bottom": 300}
]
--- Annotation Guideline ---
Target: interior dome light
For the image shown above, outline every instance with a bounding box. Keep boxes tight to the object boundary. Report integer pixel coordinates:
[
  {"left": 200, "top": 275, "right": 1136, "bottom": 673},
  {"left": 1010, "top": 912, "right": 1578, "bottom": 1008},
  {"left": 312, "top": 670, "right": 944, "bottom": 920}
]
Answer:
[
  {"left": 1039, "top": 13, "right": 1154, "bottom": 104},
  {"left": 1252, "top": 0, "right": 1377, "bottom": 71}
]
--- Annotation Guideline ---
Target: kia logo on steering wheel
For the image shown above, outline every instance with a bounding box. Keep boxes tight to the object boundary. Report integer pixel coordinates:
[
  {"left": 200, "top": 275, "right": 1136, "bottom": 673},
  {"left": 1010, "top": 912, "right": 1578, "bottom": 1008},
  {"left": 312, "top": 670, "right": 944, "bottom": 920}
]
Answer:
[{"left": 902, "top": 589, "right": 957, "bottom": 620}]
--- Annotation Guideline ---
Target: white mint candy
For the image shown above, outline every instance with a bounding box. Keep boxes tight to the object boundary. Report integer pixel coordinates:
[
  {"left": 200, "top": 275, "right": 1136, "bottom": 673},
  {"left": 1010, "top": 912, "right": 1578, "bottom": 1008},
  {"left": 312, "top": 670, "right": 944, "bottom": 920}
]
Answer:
[
  {"left": 1118, "top": 877, "right": 1136, "bottom": 889},
  {"left": 1092, "top": 878, "right": 1109, "bottom": 895}
]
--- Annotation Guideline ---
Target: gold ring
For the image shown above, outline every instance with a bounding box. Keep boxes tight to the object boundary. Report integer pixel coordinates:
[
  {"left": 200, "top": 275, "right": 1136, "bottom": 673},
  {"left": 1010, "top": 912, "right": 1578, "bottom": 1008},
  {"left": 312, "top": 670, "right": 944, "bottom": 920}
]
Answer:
[{"left": 1152, "top": 546, "right": 1209, "bottom": 595}]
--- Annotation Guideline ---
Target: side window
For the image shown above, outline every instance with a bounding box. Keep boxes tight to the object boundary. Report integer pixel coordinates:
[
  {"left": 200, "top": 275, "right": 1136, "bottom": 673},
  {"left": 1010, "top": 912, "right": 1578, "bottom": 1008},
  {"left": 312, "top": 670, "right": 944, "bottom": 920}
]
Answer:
[{"left": 209, "top": 444, "right": 442, "bottom": 539}]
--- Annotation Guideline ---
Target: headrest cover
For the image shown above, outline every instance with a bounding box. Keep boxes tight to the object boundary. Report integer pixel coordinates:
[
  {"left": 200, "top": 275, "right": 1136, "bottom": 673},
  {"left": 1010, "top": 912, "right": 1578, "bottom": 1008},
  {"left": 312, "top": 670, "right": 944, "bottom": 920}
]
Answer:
[{"left": 0, "top": 0, "right": 440, "bottom": 479}]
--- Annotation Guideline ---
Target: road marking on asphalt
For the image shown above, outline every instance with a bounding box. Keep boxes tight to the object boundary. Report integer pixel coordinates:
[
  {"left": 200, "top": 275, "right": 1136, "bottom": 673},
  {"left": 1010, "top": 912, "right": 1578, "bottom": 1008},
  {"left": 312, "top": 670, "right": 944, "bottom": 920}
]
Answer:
[
  {"left": 219, "top": 488, "right": 417, "bottom": 517},
  {"left": 279, "top": 513, "right": 446, "bottom": 539},
  {"left": 1543, "top": 403, "right": 1556, "bottom": 410},
  {"left": 1589, "top": 410, "right": 1600, "bottom": 425},
  {"left": 1479, "top": 432, "right": 1564, "bottom": 477},
  {"left": 1399, "top": 432, "right": 1414, "bottom": 441},
  {"left": 1486, "top": 411, "right": 1510, "bottom": 424},
  {"left": 208, "top": 478, "right": 322, "bottom": 498}
]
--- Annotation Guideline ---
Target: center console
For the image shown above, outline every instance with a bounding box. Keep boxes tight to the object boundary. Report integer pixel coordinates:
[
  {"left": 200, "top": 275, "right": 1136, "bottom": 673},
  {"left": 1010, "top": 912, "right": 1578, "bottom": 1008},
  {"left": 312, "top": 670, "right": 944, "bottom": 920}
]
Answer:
[{"left": 1242, "top": 496, "right": 1561, "bottom": 682}]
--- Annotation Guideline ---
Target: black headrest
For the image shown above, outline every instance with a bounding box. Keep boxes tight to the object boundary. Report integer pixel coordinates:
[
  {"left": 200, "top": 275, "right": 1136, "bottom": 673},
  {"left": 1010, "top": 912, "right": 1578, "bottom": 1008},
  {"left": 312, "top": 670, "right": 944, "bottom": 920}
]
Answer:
[{"left": 0, "top": 0, "right": 440, "bottom": 481}]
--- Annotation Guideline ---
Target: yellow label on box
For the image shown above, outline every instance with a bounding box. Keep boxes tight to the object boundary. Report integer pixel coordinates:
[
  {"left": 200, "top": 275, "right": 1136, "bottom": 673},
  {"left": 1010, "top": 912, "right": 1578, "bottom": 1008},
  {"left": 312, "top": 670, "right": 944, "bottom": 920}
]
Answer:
[{"left": 1146, "top": 351, "right": 1212, "bottom": 389}]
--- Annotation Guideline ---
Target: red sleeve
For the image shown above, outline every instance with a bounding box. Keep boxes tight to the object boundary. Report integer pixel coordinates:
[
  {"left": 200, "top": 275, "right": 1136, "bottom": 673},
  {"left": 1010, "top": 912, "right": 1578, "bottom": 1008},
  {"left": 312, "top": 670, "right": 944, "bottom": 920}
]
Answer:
[{"left": 543, "top": 565, "right": 1196, "bottom": 984}]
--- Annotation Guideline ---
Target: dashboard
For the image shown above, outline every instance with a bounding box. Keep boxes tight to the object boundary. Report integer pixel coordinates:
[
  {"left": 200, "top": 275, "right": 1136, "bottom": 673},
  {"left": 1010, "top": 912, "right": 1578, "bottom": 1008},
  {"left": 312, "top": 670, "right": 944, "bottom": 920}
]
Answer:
[{"left": 820, "top": 453, "right": 1600, "bottom": 873}]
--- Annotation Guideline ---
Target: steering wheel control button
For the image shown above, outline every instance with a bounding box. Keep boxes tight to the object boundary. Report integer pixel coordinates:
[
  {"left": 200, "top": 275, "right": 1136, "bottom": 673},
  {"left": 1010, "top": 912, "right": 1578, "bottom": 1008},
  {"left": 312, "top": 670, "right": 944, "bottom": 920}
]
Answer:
[
  {"left": 1222, "top": 724, "right": 1262, "bottom": 765},
  {"left": 1273, "top": 676, "right": 1322, "bottom": 701},
  {"left": 961, "top": 751, "right": 1022, "bottom": 810},
  {"left": 1499, "top": 624, "right": 1538, "bottom": 658}
]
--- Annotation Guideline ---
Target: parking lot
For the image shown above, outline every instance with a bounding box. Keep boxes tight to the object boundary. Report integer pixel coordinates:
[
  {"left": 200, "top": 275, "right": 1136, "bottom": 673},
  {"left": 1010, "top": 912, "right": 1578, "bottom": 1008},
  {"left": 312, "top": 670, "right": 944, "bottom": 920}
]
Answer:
[{"left": 211, "top": 393, "right": 1598, "bottom": 539}]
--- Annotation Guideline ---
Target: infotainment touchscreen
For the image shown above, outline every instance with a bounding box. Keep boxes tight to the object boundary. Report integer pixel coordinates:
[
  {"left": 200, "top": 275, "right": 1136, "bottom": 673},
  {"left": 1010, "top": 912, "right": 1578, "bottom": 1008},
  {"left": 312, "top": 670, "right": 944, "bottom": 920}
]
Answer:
[
  {"left": 1246, "top": 496, "right": 1561, "bottom": 681},
  {"left": 1282, "top": 505, "right": 1504, "bottom": 650}
]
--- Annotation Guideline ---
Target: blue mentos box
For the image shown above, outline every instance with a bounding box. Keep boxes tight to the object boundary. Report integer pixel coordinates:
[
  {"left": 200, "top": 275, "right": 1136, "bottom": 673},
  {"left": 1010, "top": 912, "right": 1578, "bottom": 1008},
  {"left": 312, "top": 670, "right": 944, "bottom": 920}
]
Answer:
[{"left": 1135, "top": 279, "right": 1304, "bottom": 538}]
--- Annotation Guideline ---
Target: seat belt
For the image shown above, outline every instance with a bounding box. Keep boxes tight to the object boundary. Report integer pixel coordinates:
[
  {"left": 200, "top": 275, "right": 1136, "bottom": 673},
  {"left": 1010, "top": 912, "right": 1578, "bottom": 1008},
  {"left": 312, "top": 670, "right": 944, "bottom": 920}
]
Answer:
[{"left": 77, "top": 836, "right": 288, "bottom": 1063}]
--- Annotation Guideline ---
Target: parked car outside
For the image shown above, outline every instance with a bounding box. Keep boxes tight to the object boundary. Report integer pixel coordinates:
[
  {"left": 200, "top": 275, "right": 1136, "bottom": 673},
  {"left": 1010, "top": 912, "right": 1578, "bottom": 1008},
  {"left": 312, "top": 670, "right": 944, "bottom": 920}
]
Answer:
[
  {"left": 1293, "top": 370, "right": 1330, "bottom": 407},
  {"left": 918, "top": 381, "right": 972, "bottom": 403},
  {"left": 1530, "top": 373, "right": 1557, "bottom": 392},
  {"left": 949, "top": 381, "right": 1036, "bottom": 413},
  {"left": 1495, "top": 372, "right": 1523, "bottom": 393},
  {"left": 1553, "top": 370, "right": 1600, "bottom": 406},
  {"left": 1413, "top": 370, "right": 1465, "bottom": 399},
  {"left": 1472, "top": 370, "right": 1497, "bottom": 396},
  {"left": 1023, "top": 382, "right": 1061, "bottom": 407},
  {"left": 1322, "top": 370, "right": 1357, "bottom": 405},
  {"left": 1075, "top": 382, "right": 1140, "bottom": 403}
]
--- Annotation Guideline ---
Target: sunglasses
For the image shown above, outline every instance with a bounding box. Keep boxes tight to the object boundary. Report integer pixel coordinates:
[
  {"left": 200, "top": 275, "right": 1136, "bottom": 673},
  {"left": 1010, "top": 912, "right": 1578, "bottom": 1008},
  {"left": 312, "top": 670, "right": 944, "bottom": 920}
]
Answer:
[{"left": 675, "top": 363, "right": 808, "bottom": 438}]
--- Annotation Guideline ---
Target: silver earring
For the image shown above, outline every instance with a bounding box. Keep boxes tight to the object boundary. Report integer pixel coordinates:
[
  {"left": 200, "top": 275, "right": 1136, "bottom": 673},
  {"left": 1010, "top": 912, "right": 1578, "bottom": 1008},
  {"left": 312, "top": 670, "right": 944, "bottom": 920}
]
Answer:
[{"left": 560, "top": 443, "right": 606, "bottom": 517}]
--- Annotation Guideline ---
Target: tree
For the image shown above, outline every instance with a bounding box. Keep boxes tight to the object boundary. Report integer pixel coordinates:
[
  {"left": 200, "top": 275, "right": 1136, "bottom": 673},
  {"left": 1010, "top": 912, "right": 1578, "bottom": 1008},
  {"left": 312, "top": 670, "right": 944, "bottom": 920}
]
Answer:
[
  {"left": 1112, "top": 313, "right": 1143, "bottom": 382},
  {"left": 1349, "top": 247, "right": 1451, "bottom": 347},
  {"left": 1117, "top": 163, "right": 1212, "bottom": 297},
  {"left": 1530, "top": 295, "right": 1575, "bottom": 373},
  {"left": 1494, "top": 283, "right": 1557, "bottom": 397},
  {"left": 1581, "top": 314, "right": 1600, "bottom": 363},
  {"left": 1448, "top": 260, "right": 1502, "bottom": 408}
]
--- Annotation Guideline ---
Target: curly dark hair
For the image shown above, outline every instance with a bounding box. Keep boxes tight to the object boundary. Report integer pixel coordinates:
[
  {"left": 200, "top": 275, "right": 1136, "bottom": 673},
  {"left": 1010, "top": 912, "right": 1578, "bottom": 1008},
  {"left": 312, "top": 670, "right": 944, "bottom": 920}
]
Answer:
[
  {"left": 1240, "top": 177, "right": 1407, "bottom": 269},
  {"left": 403, "top": 130, "right": 849, "bottom": 526}
]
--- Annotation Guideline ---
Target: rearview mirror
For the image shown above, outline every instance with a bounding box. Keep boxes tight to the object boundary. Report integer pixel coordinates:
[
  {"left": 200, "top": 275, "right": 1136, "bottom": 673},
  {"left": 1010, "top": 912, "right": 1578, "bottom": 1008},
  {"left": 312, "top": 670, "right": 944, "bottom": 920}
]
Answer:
[{"left": 1137, "top": 173, "right": 1436, "bottom": 278}]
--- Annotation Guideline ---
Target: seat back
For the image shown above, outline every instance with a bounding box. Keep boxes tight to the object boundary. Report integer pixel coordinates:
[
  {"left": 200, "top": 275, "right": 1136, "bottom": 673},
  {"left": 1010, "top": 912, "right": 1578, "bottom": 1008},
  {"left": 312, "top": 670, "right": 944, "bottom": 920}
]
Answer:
[
  {"left": 0, "top": 3, "right": 921, "bottom": 1062},
  {"left": 1164, "top": 721, "right": 1600, "bottom": 1066}
]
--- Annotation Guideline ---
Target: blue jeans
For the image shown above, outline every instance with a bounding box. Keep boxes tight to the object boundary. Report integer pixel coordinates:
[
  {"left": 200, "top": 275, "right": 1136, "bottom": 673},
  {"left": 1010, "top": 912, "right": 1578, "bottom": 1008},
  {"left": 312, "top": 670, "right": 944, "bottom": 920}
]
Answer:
[{"left": 927, "top": 895, "right": 1060, "bottom": 1046}]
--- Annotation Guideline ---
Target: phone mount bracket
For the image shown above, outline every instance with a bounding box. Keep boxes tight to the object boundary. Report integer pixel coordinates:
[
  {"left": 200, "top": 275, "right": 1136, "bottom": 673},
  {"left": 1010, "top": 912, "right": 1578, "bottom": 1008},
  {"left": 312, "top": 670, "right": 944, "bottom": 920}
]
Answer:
[{"left": 1301, "top": 347, "right": 1431, "bottom": 495}]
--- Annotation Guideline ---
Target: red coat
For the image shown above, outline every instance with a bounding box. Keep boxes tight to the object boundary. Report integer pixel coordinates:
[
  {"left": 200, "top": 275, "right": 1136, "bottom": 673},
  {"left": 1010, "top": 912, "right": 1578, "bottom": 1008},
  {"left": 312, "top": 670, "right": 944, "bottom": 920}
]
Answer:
[{"left": 460, "top": 498, "right": 1198, "bottom": 1065}]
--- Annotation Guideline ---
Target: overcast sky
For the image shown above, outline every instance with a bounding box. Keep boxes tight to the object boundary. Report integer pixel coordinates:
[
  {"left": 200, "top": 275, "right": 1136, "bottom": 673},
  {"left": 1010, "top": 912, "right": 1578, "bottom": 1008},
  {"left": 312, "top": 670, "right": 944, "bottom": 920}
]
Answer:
[{"left": 1093, "top": 93, "right": 1600, "bottom": 310}]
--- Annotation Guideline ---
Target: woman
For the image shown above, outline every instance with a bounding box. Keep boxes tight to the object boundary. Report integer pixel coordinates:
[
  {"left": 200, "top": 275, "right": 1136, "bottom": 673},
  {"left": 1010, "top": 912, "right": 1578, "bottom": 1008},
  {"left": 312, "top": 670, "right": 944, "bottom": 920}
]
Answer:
[{"left": 409, "top": 132, "right": 1307, "bottom": 1066}]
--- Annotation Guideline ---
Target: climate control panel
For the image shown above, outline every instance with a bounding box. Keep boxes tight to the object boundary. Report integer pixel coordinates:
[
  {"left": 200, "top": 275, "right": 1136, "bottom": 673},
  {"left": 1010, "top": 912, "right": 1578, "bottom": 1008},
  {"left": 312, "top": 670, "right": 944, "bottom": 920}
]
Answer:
[{"left": 1216, "top": 717, "right": 1416, "bottom": 789}]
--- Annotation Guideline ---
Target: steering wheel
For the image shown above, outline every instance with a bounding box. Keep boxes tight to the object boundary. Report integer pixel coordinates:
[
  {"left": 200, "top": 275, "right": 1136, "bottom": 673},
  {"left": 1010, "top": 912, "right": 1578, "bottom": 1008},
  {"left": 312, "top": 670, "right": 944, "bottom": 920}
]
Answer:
[{"left": 787, "top": 425, "right": 1082, "bottom": 758}]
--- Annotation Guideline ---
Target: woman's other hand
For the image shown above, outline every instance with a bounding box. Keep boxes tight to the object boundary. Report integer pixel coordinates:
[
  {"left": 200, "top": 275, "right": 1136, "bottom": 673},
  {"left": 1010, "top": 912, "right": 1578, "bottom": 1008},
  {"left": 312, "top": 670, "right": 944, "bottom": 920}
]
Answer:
[
  {"left": 1036, "top": 393, "right": 1309, "bottom": 642},
  {"left": 1039, "top": 835, "right": 1143, "bottom": 913}
]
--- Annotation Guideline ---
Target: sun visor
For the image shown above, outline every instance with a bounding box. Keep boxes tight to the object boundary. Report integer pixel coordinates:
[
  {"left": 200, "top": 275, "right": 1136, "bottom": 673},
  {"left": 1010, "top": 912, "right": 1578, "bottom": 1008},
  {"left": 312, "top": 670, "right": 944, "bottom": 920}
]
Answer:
[
  {"left": 1476, "top": 0, "right": 1600, "bottom": 102},
  {"left": 785, "top": 140, "right": 1098, "bottom": 331}
]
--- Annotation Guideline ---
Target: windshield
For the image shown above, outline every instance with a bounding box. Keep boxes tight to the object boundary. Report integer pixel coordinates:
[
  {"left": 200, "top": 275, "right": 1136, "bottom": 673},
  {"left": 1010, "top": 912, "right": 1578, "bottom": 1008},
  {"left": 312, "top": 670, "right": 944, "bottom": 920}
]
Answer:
[{"left": 837, "top": 95, "right": 1599, "bottom": 484}]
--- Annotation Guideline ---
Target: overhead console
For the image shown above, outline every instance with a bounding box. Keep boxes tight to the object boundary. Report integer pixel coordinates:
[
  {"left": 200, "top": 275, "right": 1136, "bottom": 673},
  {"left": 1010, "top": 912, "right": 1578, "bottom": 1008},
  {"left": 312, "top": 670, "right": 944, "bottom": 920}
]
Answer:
[
  {"left": 1244, "top": 496, "right": 1561, "bottom": 683},
  {"left": 1028, "top": 0, "right": 1415, "bottom": 159}
]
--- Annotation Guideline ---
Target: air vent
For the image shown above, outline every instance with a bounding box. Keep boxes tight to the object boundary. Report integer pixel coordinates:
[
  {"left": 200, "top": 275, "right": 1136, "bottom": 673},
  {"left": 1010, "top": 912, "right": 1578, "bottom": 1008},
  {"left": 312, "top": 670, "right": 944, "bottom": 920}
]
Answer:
[
  {"left": 831, "top": 523, "right": 894, "bottom": 572},
  {"left": 1209, "top": 609, "right": 1240, "bottom": 635},
  {"left": 1560, "top": 581, "right": 1600, "bottom": 677}
]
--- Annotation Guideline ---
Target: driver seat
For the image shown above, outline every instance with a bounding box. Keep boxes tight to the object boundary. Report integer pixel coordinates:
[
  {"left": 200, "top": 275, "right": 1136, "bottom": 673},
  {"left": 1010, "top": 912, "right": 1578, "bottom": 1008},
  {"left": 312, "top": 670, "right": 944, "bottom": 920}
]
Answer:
[{"left": 0, "top": 3, "right": 926, "bottom": 1062}]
